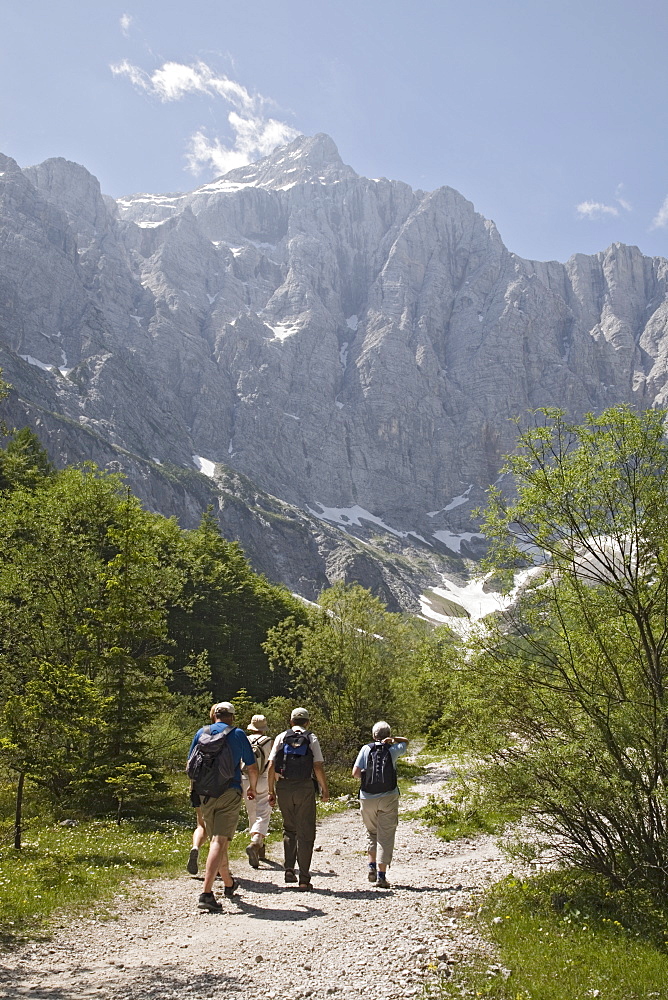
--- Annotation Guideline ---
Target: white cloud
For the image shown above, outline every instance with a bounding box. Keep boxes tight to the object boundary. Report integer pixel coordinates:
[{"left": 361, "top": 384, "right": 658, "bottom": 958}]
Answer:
[
  {"left": 576, "top": 200, "right": 619, "bottom": 220},
  {"left": 651, "top": 195, "right": 668, "bottom": 230},
  {"left": 110, "top": 58, "right": 298, "bottom": 176},
  {"left": 120, "top": 14, "right": 132, "bottom": 36},
  {"left": 614, "top": 183, "right": 632, "bottom": 212}
]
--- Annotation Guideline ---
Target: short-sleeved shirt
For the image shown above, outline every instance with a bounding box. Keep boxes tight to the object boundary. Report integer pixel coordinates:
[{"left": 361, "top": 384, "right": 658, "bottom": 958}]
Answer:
[
  {"left": 188, "top": 723, "right": 256, "bottom": 791},
  {"left": 354, "top": 741, "right": 407, "bottom": 799},
  {"left": 269, "top": 726, "right": 324, "bottom": 764}
]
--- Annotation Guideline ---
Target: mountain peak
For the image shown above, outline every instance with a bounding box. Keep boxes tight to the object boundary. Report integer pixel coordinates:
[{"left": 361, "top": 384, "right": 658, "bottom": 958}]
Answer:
[{"left": 213, "top": 132, "right": 355, "bottom": 191}]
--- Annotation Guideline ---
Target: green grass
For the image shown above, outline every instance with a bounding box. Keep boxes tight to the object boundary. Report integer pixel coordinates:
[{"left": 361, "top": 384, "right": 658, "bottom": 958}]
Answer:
[
  {"left": 407, "top": 792, "right": 512, "bottom": 841},
  {"left": 0, "top": 819, "right": 193, "bottom": 946},
  {"left": 0, "top": 814, "right": 283, "bottom": 948},
  {"left": 432, "top": 872, "right": 668, "bottom": 1000}
]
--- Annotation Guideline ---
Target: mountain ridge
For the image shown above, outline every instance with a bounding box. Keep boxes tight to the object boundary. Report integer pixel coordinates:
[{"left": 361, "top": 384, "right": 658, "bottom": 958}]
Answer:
[{"left": 1, "top": 135, "right": 667, "bottom": 613}]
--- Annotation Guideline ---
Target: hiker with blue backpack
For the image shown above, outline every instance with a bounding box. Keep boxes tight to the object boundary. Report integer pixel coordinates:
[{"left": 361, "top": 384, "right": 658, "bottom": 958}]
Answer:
[
  {"left": 352, "top": 721, "right": 409, "bottom": 888},
  {"left": 267, "top": 706, "right": 330, "bottom": 891},
  {"left": 186, "top": 701, "right": 258, "bottom": 913}
]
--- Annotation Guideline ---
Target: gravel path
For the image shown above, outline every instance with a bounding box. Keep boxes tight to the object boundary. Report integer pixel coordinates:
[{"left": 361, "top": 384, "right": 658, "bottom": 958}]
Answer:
[{"left": 0, "top": 761, "right": 517, "bottom": 999}]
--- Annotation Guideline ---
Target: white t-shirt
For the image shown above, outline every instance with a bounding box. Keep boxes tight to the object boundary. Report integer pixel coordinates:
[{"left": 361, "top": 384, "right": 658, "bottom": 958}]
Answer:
[{"left": 269, "top": 725, "right": 324, "bottom": 764}]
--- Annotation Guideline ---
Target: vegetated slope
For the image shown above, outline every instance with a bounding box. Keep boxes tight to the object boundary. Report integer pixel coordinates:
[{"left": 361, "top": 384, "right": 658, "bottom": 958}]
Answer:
[{"left": 1, "top": 135, "right": 667, "bottom": 609}]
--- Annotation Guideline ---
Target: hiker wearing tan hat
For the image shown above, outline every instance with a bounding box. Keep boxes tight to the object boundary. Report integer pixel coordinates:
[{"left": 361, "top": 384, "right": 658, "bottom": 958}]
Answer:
[{"left": 242, "top": 714, "right": 274, "bottom": 868}]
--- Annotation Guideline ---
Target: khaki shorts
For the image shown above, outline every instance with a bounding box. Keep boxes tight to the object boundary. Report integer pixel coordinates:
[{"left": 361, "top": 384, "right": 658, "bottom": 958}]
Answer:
[{"left": 200, "top": 786, "right": 242, "bottom": 839}]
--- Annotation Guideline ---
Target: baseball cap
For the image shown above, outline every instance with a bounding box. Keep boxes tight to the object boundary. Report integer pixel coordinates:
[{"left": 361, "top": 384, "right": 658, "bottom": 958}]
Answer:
[{"left": 290, "top": 706, "right": 310, "bottom": 722}]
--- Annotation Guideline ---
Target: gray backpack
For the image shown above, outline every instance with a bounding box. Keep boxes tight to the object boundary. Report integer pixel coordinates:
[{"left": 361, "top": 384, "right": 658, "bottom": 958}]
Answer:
[{"left": 186, "top": 725, "right": 235, "bottom": 800}]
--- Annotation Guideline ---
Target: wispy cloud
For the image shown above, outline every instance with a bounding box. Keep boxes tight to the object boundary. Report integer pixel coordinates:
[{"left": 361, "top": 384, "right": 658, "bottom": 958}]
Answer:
[
  {"left": 119, "top": 14, "right": 132, "bottom": 37},
  {"left": 614, "top": 183, "right": 632, "bottom": 213},
  {"left": 576, "top": 200, "right": 619, "bottom": 220},
  {"left": 110, "top": 58, "right": 298, "bottom": 175},
  {"left": 576, "top": 184, "right": 634, "bottom": 222},
  {"left": 651, "top": 195, "right": 668, "bottom": 230}
]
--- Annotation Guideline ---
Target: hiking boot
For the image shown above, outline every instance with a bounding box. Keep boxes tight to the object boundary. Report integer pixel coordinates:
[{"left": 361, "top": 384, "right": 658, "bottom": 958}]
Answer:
[
  {"left": 223, "top": 878, "right": 239, "bottom": 898},
  {"left": 284, "top": 869, "right": 298, "bottom": 883},
  {"left": 198, "top": 892, "right": 222, "bottom": 913},
  {"left": 377, "top": 873, "right": 390, "bottom": 888},
  {"left": 187, "top": 848, "right": 199, "bottom": 875},
  {"left": 258, "top": 843, "right": 266, "bottom": 860},
  {"left": 246, "top": 843, "right": 260, "bottom": 869},
  {"left": 368, "top": 866, "right": 377, "bottom": 883}
]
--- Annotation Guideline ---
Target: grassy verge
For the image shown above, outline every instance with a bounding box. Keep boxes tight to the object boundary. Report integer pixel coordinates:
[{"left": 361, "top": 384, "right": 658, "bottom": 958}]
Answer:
[
  {"left": 432, "top": 872, "right": 668, "bottom": 1000},
  {"left": 408, "top": 792, "right": 512, "bottom": 840},
  {"left": 0, "top": 820, "right": 193, "bottom": 946},
  {"left": 0, "top": 814, "right": 283, "bottom": 948}
]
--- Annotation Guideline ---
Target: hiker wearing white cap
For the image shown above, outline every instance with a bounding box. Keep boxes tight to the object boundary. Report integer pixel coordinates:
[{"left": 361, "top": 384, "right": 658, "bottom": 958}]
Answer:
[
  {"left": 242, "top": 715, "right": 274, "bottom": 868},
  {"left": 187, "top": 702, "right": 258, "bottom": 913},
  {"left": 352, "top": 721, "right": 409, "bottom": 888},
  {"left": 267, "top": 707, "right": 329, "bottom": 891}
]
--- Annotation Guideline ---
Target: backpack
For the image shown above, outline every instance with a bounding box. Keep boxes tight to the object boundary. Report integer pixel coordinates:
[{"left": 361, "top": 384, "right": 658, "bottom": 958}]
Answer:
[
  {"left": 186, "top": 724, "right": 235, "bottom": 800},
  {"left": 243, "top": 733, "right": 272, "bottom": 776},
  {"left": 274, "top": 728, "right": 314, "bottom": 782},
  {"left": 360, "top": 742, "right": 397, "bottom": 794}
]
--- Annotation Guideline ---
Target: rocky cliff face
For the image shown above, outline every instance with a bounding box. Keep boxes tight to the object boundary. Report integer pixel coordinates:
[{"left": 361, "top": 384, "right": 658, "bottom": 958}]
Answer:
[{"left": 1, "top": 135, "right": 667, "bottom": 610}]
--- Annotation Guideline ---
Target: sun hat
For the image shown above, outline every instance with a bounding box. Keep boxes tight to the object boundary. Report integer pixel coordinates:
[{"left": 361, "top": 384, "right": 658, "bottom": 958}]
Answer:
[{"left": 247, "top": 714, "right": 268, "bottom": 733}]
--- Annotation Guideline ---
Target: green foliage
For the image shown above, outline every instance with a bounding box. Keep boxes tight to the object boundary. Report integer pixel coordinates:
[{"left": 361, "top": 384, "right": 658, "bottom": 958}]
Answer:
[
  {"left": 0, "top": 426, "right": 54, "bottom": 491},
  {"left": 0, "top": 461, "right": 308, "bottom": 835},
  {"left": 105, "top": 764, "right": 157, "bottom": 824},
  {"left": 167, "top": 510, "right": 308, "bottom": 700},
  {"left": 468, "top": 406, "right": 668, "bottom": 891},
  {"left": 432, "top": 871, "right": 668, "bottom": 1000},
  {"left": 263, "top": 582, "right": 462, "bottom": 756},
  {"left": 412, "top": 789, "right": 514, "bottom": 841}
]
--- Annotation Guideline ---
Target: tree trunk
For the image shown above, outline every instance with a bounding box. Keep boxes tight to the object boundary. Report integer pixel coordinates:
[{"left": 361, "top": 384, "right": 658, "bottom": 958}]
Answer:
[{"left": 14, "top": 771, "right": 25, "bottom": 850}]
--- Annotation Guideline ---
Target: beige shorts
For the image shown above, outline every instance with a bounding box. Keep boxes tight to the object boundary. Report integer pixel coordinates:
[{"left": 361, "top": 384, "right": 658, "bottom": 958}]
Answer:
[{"left": 200, "top": 786, "right": 242, "bottom": 840}]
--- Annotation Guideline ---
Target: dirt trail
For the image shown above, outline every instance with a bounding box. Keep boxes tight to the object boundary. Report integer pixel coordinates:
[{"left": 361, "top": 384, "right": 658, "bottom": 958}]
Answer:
[{"left": 1, "top": 761, "right": 516, "bottom": 999}]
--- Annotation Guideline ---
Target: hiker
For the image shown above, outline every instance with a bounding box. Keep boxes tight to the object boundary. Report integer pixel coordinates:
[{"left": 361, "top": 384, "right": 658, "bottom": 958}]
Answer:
[
  {"left": 242, "top": 714, "right": 274, "bottom": 867},
  {"left": 187, "top": 702, "right": 222, "bottom": 876},
  {"left": 187, "top": 701, "right": 258, "bottom": 913},
  {"left": 352, "top": 721, "right": 409, "bottom": 888},
  {"left": 267, "top": 706, "right": 329, "bottom": 891}
]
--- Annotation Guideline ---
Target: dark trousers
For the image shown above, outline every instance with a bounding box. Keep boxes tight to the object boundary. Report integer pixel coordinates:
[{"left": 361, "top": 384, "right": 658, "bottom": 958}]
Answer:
[{"left": 276, "top": 778, "right": 316, "bottom": 880}]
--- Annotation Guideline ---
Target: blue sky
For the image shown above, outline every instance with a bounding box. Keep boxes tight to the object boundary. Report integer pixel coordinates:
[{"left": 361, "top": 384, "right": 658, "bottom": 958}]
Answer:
[{"left": 1, "top": 0, "right": 666, "bottom": 262}]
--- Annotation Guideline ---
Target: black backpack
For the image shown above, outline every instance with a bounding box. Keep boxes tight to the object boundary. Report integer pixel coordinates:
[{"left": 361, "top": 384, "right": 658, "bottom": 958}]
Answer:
[
  {"left": 360, "top": 742, "right": 397, "bottom": 794},
  {"left": 186, "top": 725, "right": 236, "bottom": 800},
  {"left": 274, "top": 728, "right": 314, "bottom": 781}
]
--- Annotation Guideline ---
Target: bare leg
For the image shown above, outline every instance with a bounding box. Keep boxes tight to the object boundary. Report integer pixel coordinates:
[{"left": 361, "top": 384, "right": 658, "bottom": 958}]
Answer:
[
  {"left": 193, "top": 808, "right": 207, "bottom": 849},
  {"left": 203, "top": 835, "right": 232, "bottom": 894}
]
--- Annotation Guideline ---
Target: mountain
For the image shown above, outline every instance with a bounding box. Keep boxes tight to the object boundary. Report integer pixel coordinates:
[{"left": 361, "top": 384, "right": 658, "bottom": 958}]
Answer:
[{"left": 1, "top": 135, "right": 667, "bottom": 612}]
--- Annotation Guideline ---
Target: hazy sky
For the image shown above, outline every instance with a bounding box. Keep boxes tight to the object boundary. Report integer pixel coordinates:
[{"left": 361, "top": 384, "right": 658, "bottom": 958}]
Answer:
[{"left": 2, "top": 0, "right": 666, "bottom": 262}]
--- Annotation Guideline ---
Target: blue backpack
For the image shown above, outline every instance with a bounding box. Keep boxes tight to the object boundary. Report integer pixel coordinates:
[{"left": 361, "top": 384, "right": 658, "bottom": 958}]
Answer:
[{"left": 274, "top": 728, "right": 314, "bottom": 781}]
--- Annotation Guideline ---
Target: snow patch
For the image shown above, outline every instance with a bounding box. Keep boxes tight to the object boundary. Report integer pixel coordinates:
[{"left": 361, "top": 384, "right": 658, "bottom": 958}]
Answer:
[
  {"left": 346, "top": 315, "right": 359, "bottom": 332},
  {"left": 283, "top": 412, "right": 300, "bottom": 421},
  {"left": 207, "top": 293, "right": 218, "bottom": 304},
  {"left": 427, "top": 487, "right": 473, "bottom": 517},
  {"left": 192, "top": 455, "right": 217, "bottom": 478},
  {"left": 19, "top": 354, "right": 54, "bottom": 373},
  {"left": 309, "top": 504, "right": 415, "bottom": 541},
  {"left": 420, "top": 568, "right": 538, "bottom": 634},
  {"left": 432, "top": 530, "right": 483, "bottom": 554},
  {"left": 268, "top": 322, "right": 300, "bottom": 342},
  {"left": 339, "top": 341, "right": 349, "bottom": 369}
]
